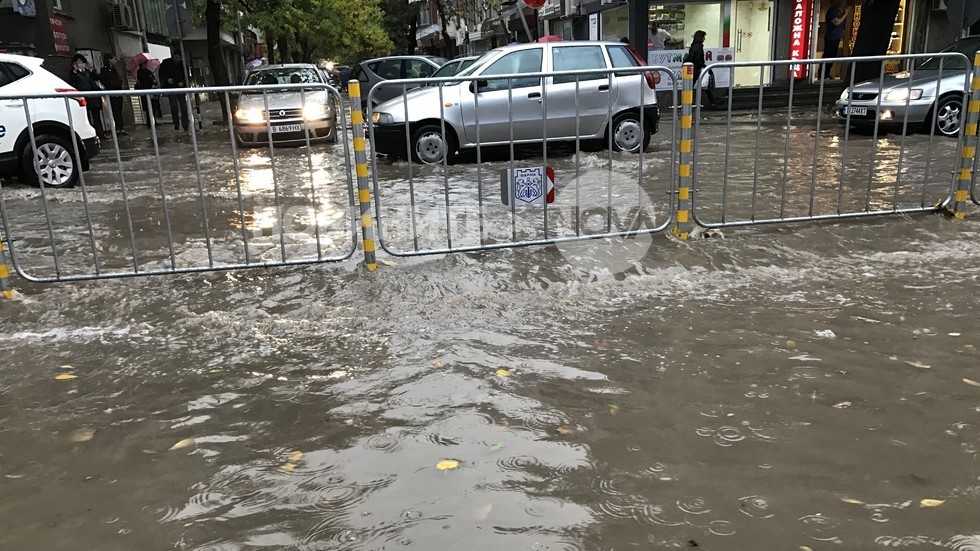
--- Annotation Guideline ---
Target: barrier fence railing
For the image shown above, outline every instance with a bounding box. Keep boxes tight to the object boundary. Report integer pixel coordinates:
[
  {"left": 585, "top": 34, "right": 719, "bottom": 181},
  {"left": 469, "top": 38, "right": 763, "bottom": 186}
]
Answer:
[
  {"left": 3, "top": 52, "right": 980, "bottom": 291},
  {"left": 365, "top": 63, "right": 677, "bottom": 257},
  {"left": 0, "top": 83, "right": 358, "bottom": 283},
  {"left": 691, "top": 52, "right": 972, "bottom": 229}
]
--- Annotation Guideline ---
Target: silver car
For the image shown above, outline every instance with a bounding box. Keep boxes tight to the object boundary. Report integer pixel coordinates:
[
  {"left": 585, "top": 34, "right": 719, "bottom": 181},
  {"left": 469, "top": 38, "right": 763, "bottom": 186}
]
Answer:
[
  {"left": 234, "top": 64, "right": 338, "bottom": 147},
  {"left": 835, "top": 36, "right": 980, "bottom": 137},
  {"left": 351, "top": 55, "right": 448, "bottom": 109},
  {"left": 370, "top": 41, "right": 660, "bottom": 164}
]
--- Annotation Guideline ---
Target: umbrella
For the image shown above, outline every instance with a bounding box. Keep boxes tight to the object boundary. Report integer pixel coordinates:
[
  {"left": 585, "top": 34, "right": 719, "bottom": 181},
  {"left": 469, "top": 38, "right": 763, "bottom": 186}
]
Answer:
[
  {"left": 127, "top": 52, "right": 161, "bottom": 75},
  {"left": 536, "top": 35, "right": 563, "bottom": 42}
]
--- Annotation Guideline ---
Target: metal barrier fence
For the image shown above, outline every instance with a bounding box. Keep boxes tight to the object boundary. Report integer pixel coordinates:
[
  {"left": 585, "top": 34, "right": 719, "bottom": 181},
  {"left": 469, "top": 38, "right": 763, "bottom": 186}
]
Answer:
[
  {"left": 365, "top": 61, "right": 677, "bottom": 257},
  {"left": 0, "top": 83, "right": 357, "bottom": 282},
  {"left": 692, "top": 52, "right": 972, "bottom": 228}
]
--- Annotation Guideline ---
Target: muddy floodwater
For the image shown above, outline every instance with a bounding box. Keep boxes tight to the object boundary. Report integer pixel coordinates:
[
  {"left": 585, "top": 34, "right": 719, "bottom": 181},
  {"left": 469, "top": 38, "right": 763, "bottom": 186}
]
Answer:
[{"left": 1, "top": 108, "right": 979, "bottom": 550}]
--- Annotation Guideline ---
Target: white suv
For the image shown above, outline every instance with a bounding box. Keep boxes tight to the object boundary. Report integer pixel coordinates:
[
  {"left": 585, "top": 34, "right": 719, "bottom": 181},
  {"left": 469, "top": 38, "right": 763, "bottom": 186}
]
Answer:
[{"left": 0, "top": 53, "right": 100, "bottom": 188}]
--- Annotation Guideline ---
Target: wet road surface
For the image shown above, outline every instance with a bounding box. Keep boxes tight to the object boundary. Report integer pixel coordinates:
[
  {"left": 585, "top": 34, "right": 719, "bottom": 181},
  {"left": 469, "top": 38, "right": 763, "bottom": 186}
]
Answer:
[{"left": 1, "top": 105, "right": 979, "bottom": 550}]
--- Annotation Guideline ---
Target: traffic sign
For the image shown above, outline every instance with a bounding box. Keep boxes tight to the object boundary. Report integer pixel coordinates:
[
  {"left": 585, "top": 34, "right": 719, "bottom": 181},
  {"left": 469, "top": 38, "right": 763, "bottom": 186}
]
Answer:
[
  {"left": 523, "top": 0, "right": 547, "bottom": 9},
  {"left": 165, "top": 0, "right": 192, "bottom": 38},
  {"left": 501, "top": 167, "right": 555, "bottom": 206}
]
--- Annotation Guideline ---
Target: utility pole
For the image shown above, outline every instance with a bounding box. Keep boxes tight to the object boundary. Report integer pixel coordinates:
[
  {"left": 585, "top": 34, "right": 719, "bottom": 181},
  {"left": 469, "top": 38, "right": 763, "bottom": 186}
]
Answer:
[
  {"left": 135, "top": 0, "right": 150, "bottom": 52},
  {"left": 628, "top": 0, "right": 650, "bottom": 63}
]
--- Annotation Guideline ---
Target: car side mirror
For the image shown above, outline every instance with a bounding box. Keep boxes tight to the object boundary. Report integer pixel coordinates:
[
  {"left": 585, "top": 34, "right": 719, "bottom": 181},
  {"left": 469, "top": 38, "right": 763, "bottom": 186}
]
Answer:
[{"left": 469, "top": 80, "right": 488, "bottom": 93}]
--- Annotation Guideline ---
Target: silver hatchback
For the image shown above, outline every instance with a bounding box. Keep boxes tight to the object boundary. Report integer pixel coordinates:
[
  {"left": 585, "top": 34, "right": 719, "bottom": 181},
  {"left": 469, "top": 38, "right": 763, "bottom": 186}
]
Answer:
[
  {"left": 351, "top": 55, "right": 447, "bottom": 109},
  {"left": 369, "top": 41, "right": 659, "bottom": 164}
]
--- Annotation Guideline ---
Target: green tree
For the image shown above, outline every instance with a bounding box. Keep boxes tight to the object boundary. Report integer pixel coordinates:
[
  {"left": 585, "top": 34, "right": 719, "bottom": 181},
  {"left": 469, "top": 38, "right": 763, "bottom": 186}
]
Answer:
[{"left": 381, "top": 0, "right": 420, "bottom": 55}]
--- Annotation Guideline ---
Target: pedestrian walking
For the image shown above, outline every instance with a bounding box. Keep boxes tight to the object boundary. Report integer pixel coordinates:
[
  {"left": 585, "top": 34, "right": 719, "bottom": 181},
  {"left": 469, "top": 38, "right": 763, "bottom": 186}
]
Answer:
[
  {"left": 135, "top": 61, "right": 161, "bottom": 127},
  {"left": 100, "top": 54, "right": 128, "bottom": 136},
  {"left": 822, "top": 0, "right": 849, "bottom": 79},
  {"left": 67, "top": 53, "right": 106, "bottom": 138},
  {"left": 159, "top": 51, "right": 189, "bottom": 131},
  {"left": 684, "top": 30, "right": 716, "bottom": 108},
  {"left": 648, "top": 21, "right": 672, "bottom": 51}
]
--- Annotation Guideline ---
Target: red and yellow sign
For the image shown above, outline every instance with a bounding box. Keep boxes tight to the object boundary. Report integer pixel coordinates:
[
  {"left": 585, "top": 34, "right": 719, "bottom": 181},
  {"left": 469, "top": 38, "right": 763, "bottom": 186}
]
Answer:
[{"left": 788, "top": 0, "right": 812, "bottom": 79}]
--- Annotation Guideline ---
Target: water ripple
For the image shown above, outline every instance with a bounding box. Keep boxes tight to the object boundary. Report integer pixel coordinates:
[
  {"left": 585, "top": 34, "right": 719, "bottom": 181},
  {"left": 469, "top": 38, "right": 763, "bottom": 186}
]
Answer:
[
  {"left": 708, "top": 520, "right": 736, "bottom": 536},
  {"left": 498, "top": 455, "right": 541, "bottom": 471},
  {"left": 799, "top": 514, "right": 841, "bottom": 542},
  {"left": 738, "top": 495, "right": 774, "bottom": 519},
  {"left": 676, "top": 496, "right": 711, "bottom": 515}
]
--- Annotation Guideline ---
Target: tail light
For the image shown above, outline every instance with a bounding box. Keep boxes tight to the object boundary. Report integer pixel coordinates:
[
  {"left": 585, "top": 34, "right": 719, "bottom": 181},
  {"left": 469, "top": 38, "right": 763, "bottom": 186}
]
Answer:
[
  {"left": 55, "top": 88, "right": 87, "bottom": 107},
  {"left": 625, "top": 45, "right": 660, "bottom": 90}
]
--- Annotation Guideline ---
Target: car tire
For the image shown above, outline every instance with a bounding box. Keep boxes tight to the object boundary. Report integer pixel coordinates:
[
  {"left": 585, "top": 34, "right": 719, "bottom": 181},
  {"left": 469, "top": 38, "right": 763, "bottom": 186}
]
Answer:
[
  {"left": 411, "top": 124, "right": 456, "bottom": 165},
  {"left": 19, "top": 133, "right": 79, "bottom": 189},
  {"left": 610, "top": 112, "right": 651, "bottom": 153},
  {"left": 933, "top": 95, "right": 963, "bottom": 137}
]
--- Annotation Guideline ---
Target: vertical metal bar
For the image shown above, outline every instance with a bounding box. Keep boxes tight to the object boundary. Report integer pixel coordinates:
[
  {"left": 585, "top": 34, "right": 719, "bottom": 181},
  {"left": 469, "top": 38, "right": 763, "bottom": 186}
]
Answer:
[
  {"left": 509, "top": 78, "right": 517, "bottom": 241},
  {"left": 606, "top": 69, "right": 614, "bottom": 233},
  {"left": 637, "top": 66, "right": 646, "bottom": 227},
  {"left": 223, "top": 89, "right": 251, "bottom": 264},
  {"left": 146, "top": 90, "right": 177, "bottom": 270},
  {"left": 63, "top": 96, "right": 101, "bottom": 274},
  {"left": 751, "top": 68, "right": 764, "bottom": 221},
  {"left": 721, "top": 65, "right": 735, "bottom": 223},
  {"left": 837, "top": 63, "right": 858, "bottom": 215},
  {"left": 347, "top": 81, "right": 378, "bottom": 270},
  {"left": 865, "top": 62, "right": 887, "bottom": 212},
  {"left": 542, "top": 71, "right": 550, "bottom": 241},
  {"left": 21, "top": 99, "right": 62, "bottom": 278},
  {"left": 809, "top": 62, "right": 826, "bottom": 217},
  {"left": 781, "top": 68, "right": 795, "bottom": 219},
  {"left": 104, "top": 91, "right": 141, "bottom": 272},
  {"left": 893, "top": 60, "right": 916, "bottom": 209},
  {"left": 950, "top": 52, "right": 980, "bottom": 219},
  {"left": 675, "top": 63, "right": 694, "bottom": 239},
  {"left": 0, "top": 234, "right": 13, "bottom": 299},
  {"left": 183, "top": 88, "right": 215, "bottom": 267},
  {"left": 474, "top": 76, "right": 485, "bottom": 246},
  {"left": 401, "top": 87, "right": 419, "bottom": 252},
  {"left": 574, "top": 75, "right": 581, "bottom": 237},
  {"left": 922, "top": 58, "right": 945, "bottom": 206},
  {"left": 261, "top": 89, "right": 287, "bottom": 261},
  {"left": 438, "top": 82, "right": 452, "bottom": 250},
  {"left": 298, "top": 85, "right": 324, "bottom": 259}
]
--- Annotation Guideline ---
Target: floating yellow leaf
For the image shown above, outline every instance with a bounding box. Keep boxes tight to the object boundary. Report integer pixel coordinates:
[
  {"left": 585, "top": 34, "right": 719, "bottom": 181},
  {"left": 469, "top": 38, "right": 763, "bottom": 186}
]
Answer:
[
  {"left": 168, "top": 438, "right": 195, "bottom": 451},
  {"left": 495, "top": 369, "right": 512, "bottom": 378},
  {"left": 920, "top": 498, "right": 945, "bottom": 508},
  {"left": 55, "top": 374, "right": 78, "bottom": 381},
  {"left": 609, "top": 405, "right": 620, "bottom": 416},
  {"left": 436, "top": 460, "right": 459, "bottom": 470},
  {"left": 786, "top": 340, "right": 796, "bottom": 348},
  {"left": 432, "top": 360, "right": 444, "bottom": 368},
  {"left": 279, "top": 462, "right": 296, "bottom": 472},
  {"left": 209, "top": 369, "right": 222, "bottom": 373},
  {"left": 288, "top": 451, "right": 304, "bottom": 462},
  {"left": 59, "top": 365, "right": 73, "bottom": 369},
  {"left": 905, "top": 361, "right": 931, "bottom": 369},
  {"left": 800, "top": 547, "right": 814, "bottom": 551},
  {"left": 71, "top": 428, "right": 96, "bottom": 442},
  {"left": 556, "top": 425, "right": 576, "bottom": 435},
  {"left": 840, "top": 497, "right": 865, "bottom": 505},
  {"left": 964, "top": 378, "right": 980, "bottom": 388}
]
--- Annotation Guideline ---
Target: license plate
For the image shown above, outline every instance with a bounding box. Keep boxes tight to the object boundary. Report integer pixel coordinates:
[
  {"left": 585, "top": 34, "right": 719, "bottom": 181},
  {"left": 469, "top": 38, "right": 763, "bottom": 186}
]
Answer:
[
  {"left": 844, "top": 106, "right": 868, "bottom": 116},
  {"left": 272, "top": 124, "right": 302, "bottom": 133}
]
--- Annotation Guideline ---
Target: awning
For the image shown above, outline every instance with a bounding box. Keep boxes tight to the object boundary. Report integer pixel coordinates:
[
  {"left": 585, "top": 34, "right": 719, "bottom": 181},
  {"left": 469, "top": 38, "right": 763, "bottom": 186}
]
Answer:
[{"left": 416, "top": 24, "right": 440, "bottom": 41}]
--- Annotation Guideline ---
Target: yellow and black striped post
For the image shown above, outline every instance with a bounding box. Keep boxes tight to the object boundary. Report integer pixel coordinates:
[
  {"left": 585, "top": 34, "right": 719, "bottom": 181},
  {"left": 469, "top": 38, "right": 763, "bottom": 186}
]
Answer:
[
  {"left": 347, "top": 81, "right": 378, "bottom": 271},
  {"left": 950, "top": 52, "right": 980, "bottom": 219},
  {"left": 674, "top": 63, "right": 695, "bottom": 240},
  {"left": 0, "top": 235, "right": 13, "bottom": 299}
]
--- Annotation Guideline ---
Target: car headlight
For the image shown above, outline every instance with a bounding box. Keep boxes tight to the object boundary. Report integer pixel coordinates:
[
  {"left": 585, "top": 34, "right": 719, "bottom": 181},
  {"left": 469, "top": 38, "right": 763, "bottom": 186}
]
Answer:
[
  {"left": 235, "top": 108, "right": 264, "bottom": 124},
  {"left": 884, "top": 88, "right": 923, "bottom": 102},
  {"left": 372, "top": 112, "right": 394, "bottom": 125},
  {"left": 303, "top": 103, "right": 327, "bottom": 121},
  {"left": 839, "top": 89, "right": 849, "bottom": 101}
]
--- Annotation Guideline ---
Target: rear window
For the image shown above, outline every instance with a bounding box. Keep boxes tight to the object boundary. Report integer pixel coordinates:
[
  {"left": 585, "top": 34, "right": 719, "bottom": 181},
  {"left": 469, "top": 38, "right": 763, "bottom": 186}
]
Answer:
[
  {"left": 918, "top": 38, "right": 980, "bottom": 70},
  {"left": 0, "top": 62, "right": 31, "bottom": 88},
  {"left": 607, "top": 45, "right": 640, "bottom": 68}
]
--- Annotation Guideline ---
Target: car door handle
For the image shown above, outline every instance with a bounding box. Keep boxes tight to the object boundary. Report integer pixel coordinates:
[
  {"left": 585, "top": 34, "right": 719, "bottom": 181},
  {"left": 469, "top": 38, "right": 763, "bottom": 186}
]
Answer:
[
  {"left": 528, "top": 92, "right": 541, "bottom": 99},
  {"left": 598, "top": 84, "right": 610, "bottom": 92}
]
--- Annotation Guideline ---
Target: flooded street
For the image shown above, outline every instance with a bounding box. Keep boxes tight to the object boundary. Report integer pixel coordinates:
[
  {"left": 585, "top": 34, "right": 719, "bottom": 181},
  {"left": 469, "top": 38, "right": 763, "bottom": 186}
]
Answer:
[{"left": 2, "top": 108, "right": 980, "bottom": 550}]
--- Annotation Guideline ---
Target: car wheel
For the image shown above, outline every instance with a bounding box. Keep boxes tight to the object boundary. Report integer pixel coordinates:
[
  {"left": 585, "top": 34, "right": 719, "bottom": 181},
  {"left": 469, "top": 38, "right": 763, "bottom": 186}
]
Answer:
[
  {"left": 610, "top": 112, "right": 651, "bottom": 153},
  {"left": 19, "top": 133, "right": 78, "bottom": 188},
  {"left": 933, "top": 95, "right": 962, "bottom": 137},
  {"left": 411, "top": 124, "right": 456, "bottom": 165}
]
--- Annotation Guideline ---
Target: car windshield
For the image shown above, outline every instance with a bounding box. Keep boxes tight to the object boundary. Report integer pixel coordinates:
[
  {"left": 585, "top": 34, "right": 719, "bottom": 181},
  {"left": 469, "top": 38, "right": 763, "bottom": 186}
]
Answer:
[
  {"left": 917, "top": 38, "right": 980, "bottom": 70},
  {"left": 425, "top": 58, "right": 479, "bottom": 86},
  {"left": 455, "top": 51, "right": 497, "bottom": 78},
  {"left": 245, "top": 67, "right": 323, "bottom": 86}
]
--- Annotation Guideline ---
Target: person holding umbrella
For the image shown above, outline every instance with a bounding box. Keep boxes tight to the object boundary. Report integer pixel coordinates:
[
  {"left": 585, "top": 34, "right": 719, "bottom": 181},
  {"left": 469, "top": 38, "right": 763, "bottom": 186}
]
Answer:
[{"left": 130, "top": 52, "right": 162, "bottom": 127}]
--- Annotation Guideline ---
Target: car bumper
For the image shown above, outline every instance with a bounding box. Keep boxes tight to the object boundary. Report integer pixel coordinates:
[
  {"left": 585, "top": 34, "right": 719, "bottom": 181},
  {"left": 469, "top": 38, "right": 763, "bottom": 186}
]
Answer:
[
  {"left": 234, "top": 119, "right": 335, "bottom": 145},
  {"left": 834, "top": 99, "right": 933, "bottom": 127},
  {"left": 371, "top": 123, "right": 411, "bottom": 157}
]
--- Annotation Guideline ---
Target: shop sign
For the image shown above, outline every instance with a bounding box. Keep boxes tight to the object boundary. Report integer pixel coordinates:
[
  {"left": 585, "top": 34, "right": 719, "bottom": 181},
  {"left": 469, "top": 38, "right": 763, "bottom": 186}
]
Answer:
[
  {"left": 788, "top": 0, "right": 813, "bottom": 79},
  {"left": 648, "top": 48, "right": 735, "bottom": 90},
  {"left": 49, "top": 15, "right": 71, "bottom": 57}
]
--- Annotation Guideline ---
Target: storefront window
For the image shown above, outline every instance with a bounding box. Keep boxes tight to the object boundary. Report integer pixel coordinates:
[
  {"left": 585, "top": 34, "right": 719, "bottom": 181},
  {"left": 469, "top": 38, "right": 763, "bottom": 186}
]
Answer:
[
  {"left": 601, "top": 6, "right": 630, "bottom": 42},
  {"left": 650, "top": 3, "right": 723, "bottom": 51}
]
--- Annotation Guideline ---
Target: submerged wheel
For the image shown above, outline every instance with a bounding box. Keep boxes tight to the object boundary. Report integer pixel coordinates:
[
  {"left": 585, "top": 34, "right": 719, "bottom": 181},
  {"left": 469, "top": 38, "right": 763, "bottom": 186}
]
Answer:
[
  {"left": 933, "top": 95, "right": 962, "bottom": 137},
  {"left": 610, "top": 113, "right": 651, "bottom": 153},
  {"left": 411, "top": 124, "right": 456, "bottom": 165},
  {"left": 19, "top": 133, "right": 78, "bottom": 188}
]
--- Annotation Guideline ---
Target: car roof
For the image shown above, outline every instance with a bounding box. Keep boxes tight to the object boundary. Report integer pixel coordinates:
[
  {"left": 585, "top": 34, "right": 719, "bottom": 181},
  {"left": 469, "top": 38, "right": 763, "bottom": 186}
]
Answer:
[
  {"left": 361, "top": 55, "right": 442, "bottom": 64},
  {"left": 250, "top": 63, "right": 318, "bottom": 71},
  {"left": 0, "top": 53, "right": 45, "bottom": 67}
]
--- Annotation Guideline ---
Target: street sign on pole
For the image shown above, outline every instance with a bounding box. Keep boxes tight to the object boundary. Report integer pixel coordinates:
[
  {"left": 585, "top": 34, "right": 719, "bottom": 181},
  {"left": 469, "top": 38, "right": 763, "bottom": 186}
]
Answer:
[
  {"left": 523, "top": 0, "right": 546, "bottom": 9},
  {"left": 164, "top": 0, "right": 191, "bottom": 38}
]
